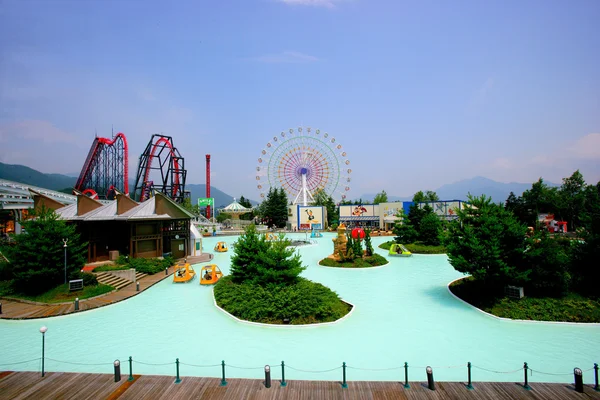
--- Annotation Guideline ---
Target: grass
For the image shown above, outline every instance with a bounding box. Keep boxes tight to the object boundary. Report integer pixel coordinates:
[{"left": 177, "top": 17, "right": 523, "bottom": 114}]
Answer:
[
  {"left": 449, "top": 277, "right": 600, "bottom": 323},
  {"left": 319, "top": 253, "right": 388, "bottom": 268},
  {"left": 379, "top": 240, "right": 447, "bottom": 254},
  {"left": 5, "top": 283, "right": 114, "bottom": 304}
]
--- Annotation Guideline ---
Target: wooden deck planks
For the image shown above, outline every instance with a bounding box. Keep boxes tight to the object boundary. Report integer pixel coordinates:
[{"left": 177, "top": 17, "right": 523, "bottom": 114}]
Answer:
[{"left": 1, "top": 372, "right": 600, "bottom": 400}]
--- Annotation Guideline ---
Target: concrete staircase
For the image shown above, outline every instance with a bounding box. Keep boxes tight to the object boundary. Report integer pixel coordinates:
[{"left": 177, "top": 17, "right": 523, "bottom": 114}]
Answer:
[{"left": 95, "top": 271, "right": 147, "bottom": 290}]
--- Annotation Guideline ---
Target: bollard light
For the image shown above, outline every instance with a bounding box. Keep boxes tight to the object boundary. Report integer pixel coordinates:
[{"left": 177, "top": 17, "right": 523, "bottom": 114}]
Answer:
[
  {"left": 426, "top": 366, "right": 435, "bottom": 390},
  {"left": 74, "top": 297, "right": 79, "bottom": 311},
  {"left": 574, "top": 367, "right": 584, "bottom": 393},
  {"left": 40, "top": 326, "right": 48, "bottom": 377},
  {"left": 0, "top": 301, "right": 2, "bottom": 314},
  {"left": 114, "top": 360, "right": 121, "bottom": 382},
  {"left": 165, "top": 267, "right": 168, "bottom": 275},
  {"left": 136, "top": 282, "right": 140, "bottom": 292},
  {"left": 264, "top": 365, "right": 271, "bottom": 388}
]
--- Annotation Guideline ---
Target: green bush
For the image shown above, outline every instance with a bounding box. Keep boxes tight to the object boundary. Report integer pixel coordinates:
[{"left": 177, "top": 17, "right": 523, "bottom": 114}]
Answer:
[
  {"left": 214, "top": 275, "right": 351, "bottom": 324},
  {"left": 319, "top": 253, "right": 387, "bottom": 268},
  {"left": 92, "top": 265, "right": 131, "bottom": 272},
  {"left": 115, "top": 255, "right": 174, "bottom": 275},
  {"left": 378, "top": 241, "right": 446, "bottom": 254}
]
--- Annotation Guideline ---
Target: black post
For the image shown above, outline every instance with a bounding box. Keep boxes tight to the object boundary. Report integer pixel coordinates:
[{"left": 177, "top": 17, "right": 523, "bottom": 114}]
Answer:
[
  {"left": 136, "top": 282, "right": 140, "bottom": 292},
  {"left": 74, "top": 298, "right": 79, "bottom": 311},
  {"left": 595, "top": 363, "right": 599, "bottom": 391},
  {"left": 466, "top": 362, "right": 473, "bottom": 390},
  {"left": 404, "top": 362, "right": 410, "bottom": 389},
  {"left": 426, "top": 366, "right": 435, "bottom": 390},
  {"left": 175, "top": 358, "right": 181, "bottom": 384},
  {"left": 281, "top": 361, "right": 287, "bottom": 387},
  {"left": 40, "top": 328, "right": 46, "bottom": 377},
  {"left": 0, "top": 302, "right": 2, "bottom": 314},
  {"left": 165, "top": 267, "right": 168, "bottom": 276},
  {"left": 341, "top": 362, "right": 348, "bottom": 388},
  {"left": 523, "top": 362, "right": 530, "bottom": 390},
  {"left": 264, "top": 365, "right": 271, "bottom": 388},
  {"left": 574, "top": 368, "right": 583, "bottom": 393},
  {"left": 114, "top": 360, "right": 121, "bottom": 382},
  {"left": 220, "top": 360, "right": 227, "bottom": 386},
  {"left": 128, "top": 356, "right": 133, "bottom": 381}
]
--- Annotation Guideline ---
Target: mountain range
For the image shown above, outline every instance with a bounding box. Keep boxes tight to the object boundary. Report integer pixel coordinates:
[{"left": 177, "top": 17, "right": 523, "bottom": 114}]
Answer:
[
  {"left": 361, "top": 176, "right": 560, "bottom": 204},
  {"left": 0, "top": 162, "right": 252, "bottom": 208},
  {"left": 2, "top": 162, "right": 558, "bottom": 206}
]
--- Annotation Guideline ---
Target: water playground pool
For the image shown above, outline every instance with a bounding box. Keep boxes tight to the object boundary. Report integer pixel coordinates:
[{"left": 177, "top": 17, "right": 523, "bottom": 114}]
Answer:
[{"left": 1, "top": 233, "right": 599, "bottom": 383}]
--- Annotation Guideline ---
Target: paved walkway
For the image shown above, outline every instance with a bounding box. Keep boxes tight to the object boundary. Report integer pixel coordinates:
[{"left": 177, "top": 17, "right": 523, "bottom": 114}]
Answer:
[
  {"left": 0, "top": 253, "right": 213, "bottom": 320},
  {"left": 1, "top": 371, "right": 598, "bottom": 400}
]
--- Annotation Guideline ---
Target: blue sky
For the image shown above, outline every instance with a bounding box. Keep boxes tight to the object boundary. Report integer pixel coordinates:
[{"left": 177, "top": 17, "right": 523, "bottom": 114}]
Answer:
[{"left": 1, "top": 0, "right": 599, "bottom": 201}]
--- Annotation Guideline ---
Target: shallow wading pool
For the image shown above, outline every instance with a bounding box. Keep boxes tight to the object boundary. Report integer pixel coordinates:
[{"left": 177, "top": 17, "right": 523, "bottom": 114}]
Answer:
[{"left": 1, "top": 233, "right": 598, "bottom": 383}]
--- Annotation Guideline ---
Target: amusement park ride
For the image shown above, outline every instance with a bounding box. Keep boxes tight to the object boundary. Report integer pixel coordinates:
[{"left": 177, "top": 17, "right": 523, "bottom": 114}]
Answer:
[
  {"left": 75, "top": 133, "right": 187, "bottom": 203},
  {"left": 255, "top": 127, "right": 351, "bottom": 206}
]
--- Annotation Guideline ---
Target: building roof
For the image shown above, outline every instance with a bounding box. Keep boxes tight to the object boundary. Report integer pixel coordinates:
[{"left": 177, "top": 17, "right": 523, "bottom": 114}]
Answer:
[{"left": 220, "top": 198, "right": 252, "bottom": 214}]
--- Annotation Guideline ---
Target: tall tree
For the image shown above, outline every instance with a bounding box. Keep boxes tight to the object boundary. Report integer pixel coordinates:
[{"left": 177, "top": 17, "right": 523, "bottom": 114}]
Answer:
[
  {"left": 373, "top": 190, "right": 388, "bottom": 204},
  {"left": 444, "top": 194, "right": 529, "bottom": 288},
  {"left": 3, "top": 206, "right": 87, "bottom": 294},
  {"left": 238, "top": 195, "right": 254, "bottom": 220},
  {"left": 559, "top": 170, "right": 586, "bottom": 231},
  {"left": 413, "top": 190, "right": 439, "bottom": 203},
  {"left": 313, "top": 188, "right": 336, "bottom": 227}
]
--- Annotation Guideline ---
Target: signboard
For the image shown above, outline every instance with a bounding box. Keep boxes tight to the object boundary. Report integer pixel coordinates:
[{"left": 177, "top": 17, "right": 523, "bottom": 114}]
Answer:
[
  {"left": 339, "top": 204, "right": 376, "bottom": 217},
  {"left": 197, "top": 198, "right": 214, "bottom": 207},
  {"left": 297, "top": 206, "right": 325, "bottom": 230}
]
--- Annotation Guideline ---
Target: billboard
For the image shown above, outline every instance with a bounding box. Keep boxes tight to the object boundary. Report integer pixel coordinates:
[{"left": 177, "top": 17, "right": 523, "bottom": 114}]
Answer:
[
  {"left": 297, "top": 205, "right": 325, "bottom": 230},
  {"left": 339, "top": 204, "right": 376, "bottom": 217},
  {"left": 197, "top": 198, "right": 214, "bottom": 207}
]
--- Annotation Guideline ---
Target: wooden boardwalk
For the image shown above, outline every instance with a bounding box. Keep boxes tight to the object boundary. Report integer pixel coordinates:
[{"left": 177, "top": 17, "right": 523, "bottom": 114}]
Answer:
[
  {"left": 1, "top": 371, "right": 599, "bottom": 399},
  {"left": 0, "top": 253, "right": 213, "bottom": 320}
]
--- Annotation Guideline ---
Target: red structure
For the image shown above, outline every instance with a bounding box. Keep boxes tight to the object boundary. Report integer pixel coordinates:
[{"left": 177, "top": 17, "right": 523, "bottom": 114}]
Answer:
[
  {"left": 351, "top": 227, "right": 365, "bottom": 240},
  {"left": 75, "top": 133, "right": 129, "bottom": 199},
  {"left": 206, "top": 154, "right": 211, "bottom": 219},
  {"left": 133, "top": 134, "right": 187, "bottom": 203}
]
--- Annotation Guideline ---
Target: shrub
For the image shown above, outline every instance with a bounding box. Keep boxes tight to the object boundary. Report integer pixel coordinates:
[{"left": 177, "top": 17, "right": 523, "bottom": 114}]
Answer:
[
  {"left": 319, "top": 254, "right": 387, "bottom": 268},
  {"left": 214, "top": 275, "right": 351, "bottom": 324},
  {"left": 115, "top": 255, "right": 174, "bottom": 275}
]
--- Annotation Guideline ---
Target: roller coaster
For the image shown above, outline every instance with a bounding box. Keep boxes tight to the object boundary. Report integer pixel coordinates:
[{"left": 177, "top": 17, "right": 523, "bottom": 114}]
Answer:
[
  {"left": 132, "top": 134, "right": 187, "bottom": 203},
  {"left": 75, "top": 133, "right": 128, "bottom": 199},
  {"left": 76, "top": 133, "right": 187, "bottom": 203}
]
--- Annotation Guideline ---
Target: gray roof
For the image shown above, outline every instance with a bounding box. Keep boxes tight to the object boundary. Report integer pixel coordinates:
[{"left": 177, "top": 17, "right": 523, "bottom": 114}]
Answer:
[
  {"left": 0, "top": 179, "right": 76, "bottom": 210},
  {"left": 56, "top": 195, "right": 175, "bottom": 221}
]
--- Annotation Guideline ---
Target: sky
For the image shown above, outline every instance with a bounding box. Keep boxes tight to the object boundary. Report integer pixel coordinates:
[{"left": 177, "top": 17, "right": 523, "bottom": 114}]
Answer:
[{"left": 0, "top": 0, "right": 599, "bottom": 202}]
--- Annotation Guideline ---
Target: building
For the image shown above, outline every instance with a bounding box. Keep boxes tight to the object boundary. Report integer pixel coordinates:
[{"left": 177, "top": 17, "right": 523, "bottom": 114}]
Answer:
[{"left": 31, "top": 189, "right": 201, "bottom": 263}]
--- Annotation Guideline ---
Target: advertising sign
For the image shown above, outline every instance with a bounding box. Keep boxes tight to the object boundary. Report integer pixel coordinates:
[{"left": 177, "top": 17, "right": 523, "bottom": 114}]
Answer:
[
  {"left": 297, "top": 206, "right": 325, "bottom": 230},
  {"left": 339, "top": 204, "right": 376, "bottom": 217},
  {"left": 197, "top": 198, "right": 214, "bottom": 207}
]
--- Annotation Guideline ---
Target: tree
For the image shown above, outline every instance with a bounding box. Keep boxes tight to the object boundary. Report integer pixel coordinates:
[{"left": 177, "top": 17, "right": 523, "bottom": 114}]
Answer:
[
  {"left": 313, "top": 188, "right": 336, "bottom": 227},
  {"left": 444, "top": 195, "right": 528, "bottom": 288},
  {"left": 419, "top": 212, "right": 442, "bottom": 246},
  {"left": 181, "top": 197, "right": 199, "bottom": 216},
  {"left": 263, "top": 187, "right": 289, "bottom": 228},
  {"left": 216, "top": 212, "right": 231, "bottom": 223},
  {"left": 522, "top": 178, "right": 556, "bottom": 226},
  {"left": 3, "top": 206, "right": 87, "bottom": 294},
  {"left": 413, "top": 190, "right": 439, "bottom": 203},
  {"left": 373, "top": 190, "right": 388, "bottom": 204},
  {"left": 238, "top": 195, "right": 254, "bottom": 220},
  {"left": 559, "top": 170, "right": 586, "bottom": 231},
  {"left": 393, "top": 214, "right": 418, "bottom": 244},
  {"left": 504, "top": 192, "right": 532, "bottom": 226},
  {"left": 364, "top": 229, "right": 374, "bottom": 256},
  {"left": 229, "top": 224, "right": 305, "bottom": 285}
]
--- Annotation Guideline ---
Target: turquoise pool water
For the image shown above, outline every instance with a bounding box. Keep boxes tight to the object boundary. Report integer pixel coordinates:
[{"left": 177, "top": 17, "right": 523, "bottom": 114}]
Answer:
[{"left": 1, "top": 233, "right": 598, "bottom": 383}]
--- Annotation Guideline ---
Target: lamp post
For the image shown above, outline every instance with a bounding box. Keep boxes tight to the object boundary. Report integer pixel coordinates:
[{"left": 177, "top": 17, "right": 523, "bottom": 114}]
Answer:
[
  {"left": 63, "top": 239, "right": 68, "bottom": 285},
  {"left": 40, "top": 326, "right": 47, "bottom": 377}
]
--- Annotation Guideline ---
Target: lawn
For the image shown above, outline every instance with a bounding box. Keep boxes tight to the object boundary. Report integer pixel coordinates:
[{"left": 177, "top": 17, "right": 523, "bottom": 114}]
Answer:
[
  {"left": 449, "top": 277, "right": 600, "bottom": 323},
  {"left": 4, "top": 283, "right": 114, "bottom": 304},
  {"left": 379, "top": 240, "right": 446, "bottom": 254}
]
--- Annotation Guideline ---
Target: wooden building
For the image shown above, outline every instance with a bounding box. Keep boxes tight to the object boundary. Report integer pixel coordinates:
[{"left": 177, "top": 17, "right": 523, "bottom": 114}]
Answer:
[{"left": 31, "top": 190, "right": 196, "bottom": 263}]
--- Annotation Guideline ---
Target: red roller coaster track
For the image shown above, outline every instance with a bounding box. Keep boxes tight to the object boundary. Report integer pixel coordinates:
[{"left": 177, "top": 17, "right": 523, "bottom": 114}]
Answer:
[
  {"left": 76, "top": 132, "right": 129, "bottom": 198},
  {"left": 140, "top": 137, "right": 181, "bottom": 201}
]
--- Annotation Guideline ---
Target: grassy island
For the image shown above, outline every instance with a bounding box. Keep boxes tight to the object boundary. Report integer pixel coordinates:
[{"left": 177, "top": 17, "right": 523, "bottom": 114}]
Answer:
[
  {"left": 319, "top": 253, "right": 387, "bottom": 268},
  {"left": 214, "top": 225, "right": 351, "bottom": 325}
]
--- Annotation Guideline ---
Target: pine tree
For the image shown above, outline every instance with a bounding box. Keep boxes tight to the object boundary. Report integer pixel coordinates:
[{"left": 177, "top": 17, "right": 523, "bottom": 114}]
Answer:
[
  {"left": 230, "top": 224, "right": 269, "bottom": 283},
  {"left": 364, "top": 229, "right": 374, "bottom": 256},
  {"left": 4, "top": 206, "right": 87, "bottom": 294}
]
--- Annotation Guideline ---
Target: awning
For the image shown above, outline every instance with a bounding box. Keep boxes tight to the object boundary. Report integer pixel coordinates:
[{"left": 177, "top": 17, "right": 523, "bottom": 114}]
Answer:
[{"left": 339, "top": 216, "right": 379, "bottom": 222}]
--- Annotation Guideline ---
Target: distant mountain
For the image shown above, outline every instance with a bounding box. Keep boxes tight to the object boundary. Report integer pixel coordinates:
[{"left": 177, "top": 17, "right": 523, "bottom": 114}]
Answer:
[
  {"left": 0, "top": 162, "right": 76, "bottom": 190},
  {"left": 360, "top": 176, "right": 560, "bottom": 204},
  {"left": 0, "top": 162, "right": 257, "bottom": 207}
]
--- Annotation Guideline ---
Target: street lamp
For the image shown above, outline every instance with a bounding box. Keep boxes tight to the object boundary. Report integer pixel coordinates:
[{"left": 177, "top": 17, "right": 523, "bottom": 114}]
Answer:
[
  {"left": 39, "top": 326, "right": 47, "bottom": 377},
  {"left": 63, "top": 239, "right": 68, "bottom": 285}
]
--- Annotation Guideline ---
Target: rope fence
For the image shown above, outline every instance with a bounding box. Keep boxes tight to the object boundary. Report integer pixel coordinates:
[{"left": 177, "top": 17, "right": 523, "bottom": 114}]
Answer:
[{"left": 3, "top": 356, "right": 599, "bottom": 392}]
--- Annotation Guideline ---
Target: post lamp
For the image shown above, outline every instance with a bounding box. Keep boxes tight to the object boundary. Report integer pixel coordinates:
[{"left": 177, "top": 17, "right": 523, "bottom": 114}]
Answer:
[
  {"left": 63, "top": 238, "right": 69, "bottom": 285},
  {"left": 40, "top": 326, "right": 48, "bottom": 377}
]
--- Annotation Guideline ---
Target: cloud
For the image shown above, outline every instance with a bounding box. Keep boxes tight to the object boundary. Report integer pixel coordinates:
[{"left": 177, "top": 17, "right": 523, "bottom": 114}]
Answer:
[
  {"left": 252, "top": 51, "right": 319, "bottom": 64},
  {"left": 276, "top": 0, "right": 343, "bottom": 7},
  {"left": 0, "top": 120, "right": 78, "bottom": 144},
  {"left": 565, "top": 133, "right": 600, "bottom": 159}
]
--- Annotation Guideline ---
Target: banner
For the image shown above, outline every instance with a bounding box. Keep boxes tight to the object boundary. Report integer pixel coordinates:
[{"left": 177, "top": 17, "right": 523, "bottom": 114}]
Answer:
[
  {"left": 297, "top": 206, "right": 325, "bottom": 230},
  {"left": 197, "top": 198, "right": 214, "bottom": 207}
]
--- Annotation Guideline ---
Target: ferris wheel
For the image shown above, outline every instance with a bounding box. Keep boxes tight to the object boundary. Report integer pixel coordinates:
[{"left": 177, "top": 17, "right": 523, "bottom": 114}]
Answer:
[{"left": 256, "top": 127, "right": 351, "bottom": 205}]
